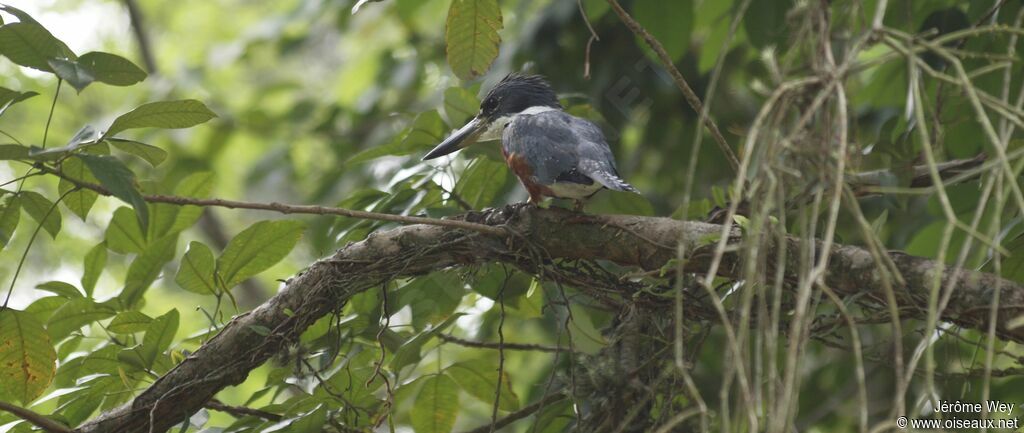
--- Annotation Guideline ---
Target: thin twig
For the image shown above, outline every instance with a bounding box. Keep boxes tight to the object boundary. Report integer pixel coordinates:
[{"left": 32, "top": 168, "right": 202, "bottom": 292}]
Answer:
[
  {"left": 605, "top": 0, "right": 740, "bottom": 172},
  {"left": 460, "top": 393, "right": 568, "bottom": 433},
  {"left": 35, "top": 163, "right": 506, "bottom": 236},
  {"left": 438, "top": 333, "right": 569, "bottom": 353},
  {"left": 0, "top": 401, "right": 71, "bottom": 433},
  {"left": 204, "top": 399, "right": 282, "bottom": 421},
  {"left": 576, "top": 0, "right": 600, "bottom": 79}
]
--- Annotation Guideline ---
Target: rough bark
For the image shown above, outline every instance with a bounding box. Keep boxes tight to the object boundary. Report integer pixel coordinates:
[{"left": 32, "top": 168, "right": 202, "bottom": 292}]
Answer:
[{"left": 75, "top": 206, "right": 1024, "bottom": 433}]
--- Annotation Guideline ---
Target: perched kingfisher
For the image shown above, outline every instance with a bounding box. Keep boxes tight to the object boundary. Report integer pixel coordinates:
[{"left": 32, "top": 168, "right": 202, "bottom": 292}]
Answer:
[{"left": 423, "top": 73, "right": 639, "bottom": 210}]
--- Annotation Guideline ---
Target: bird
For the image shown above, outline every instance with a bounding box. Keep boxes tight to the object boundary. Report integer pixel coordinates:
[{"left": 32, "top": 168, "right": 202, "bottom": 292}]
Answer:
[{"left": 422, "top": 73, "right": 639, "bottom": 211}]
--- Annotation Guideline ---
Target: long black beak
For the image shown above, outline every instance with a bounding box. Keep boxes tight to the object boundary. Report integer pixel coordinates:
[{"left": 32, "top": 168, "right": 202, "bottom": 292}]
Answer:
[{"left": 423, "top": 117, "right": 484, "bottom": 160}]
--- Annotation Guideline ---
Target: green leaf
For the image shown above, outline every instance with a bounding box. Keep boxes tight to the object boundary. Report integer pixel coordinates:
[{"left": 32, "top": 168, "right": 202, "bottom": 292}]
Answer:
[
  {"left": 78, "top": 154, "right": 149, "bottom": 232},
  {"left": 175, "top": 241, "right": 218, "bottom": 295},
  {"left": 81, "top": 242, "right": 107, "bottom": 297},
  {"left": 106, "top": 138, "right": 167, "bottom": 166},
  {"left": 103, "top": 99, "right": 217, "bottom": 139},
  {"left": 119, "top": 234, "right": 178, "bottom": 307},
  {"left": 0, "top": 87, "right": 38, "bottom": 116},
  {"left": 20, "top": 191, "right": 61, "bottom": 238},
  {"left": 58, "top": 155, "right": 99, "bottom": 220},
  {"left": 145, "top": 171, "right": 214, "bottom": 241},
  {"left": 0, "top": 22, "right": 75, "bottom": 72},
  {"left": 0, "top": 5, "right": 39, "bottom": 24},
  {"left": 48, "top": 58, "right": 94, "bottom": 92},
  {"left": 167, "top": 171, "right": 214, "bottom": 233},
  {"left": 107, "top": 311, "right": 152, "bottom": 334},
  {"left": 744, "top": 0, "right": 793, "bottom": 49},
  {"left": 410, "top": 373, "right": 459, "bottom": 433},
  {"left": 35, "top": 281, "right": 82, "bottom": 298},
  {"left": 445, "top": 0, "right": 502, "bottom": 81},
  {"left": 633, "top": 0, "right": 693, "bottom": 61},
  {"left": 347, "top": 111, "right": 445, "bottom": 164},
  {"left": 0, "top": 144, "right": 31, "bottom": 159},
  {"left": 454, "top": 157, "right": 510, "bottom": 208},
  {"left": 216, "top": 220, "right": 305, "bottom": 288},
  {"left": 0, "top": 309, "right": 57, "bottom": 404},
  {"left": 443, "top": 86, "right": 479, "bottom": 126},
  {"left": 46, "top": 298, "right": 115, "bottom": 341},
  {"left": 77, "top": 51, "right": 146, "bottom": 86},
  {"left": 0, "top": 195, "right": 20, "bottom": 249},
  {"left": 390, "top": 313, "right": 464, "bottom": 373},
  {"left": 448, "top": 359, "right": 520, "bottom": 411},
  {"left": 105, "top": 207, "right": 146, "bottom": 254},
  {"left": 139, "top": 309, "right": 178, "bottom": 368}
]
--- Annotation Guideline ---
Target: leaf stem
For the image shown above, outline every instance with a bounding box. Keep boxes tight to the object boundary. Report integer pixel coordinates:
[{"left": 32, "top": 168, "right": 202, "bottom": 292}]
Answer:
[{"left": 42, "top": 79, "right": 62, "bottom": 149}]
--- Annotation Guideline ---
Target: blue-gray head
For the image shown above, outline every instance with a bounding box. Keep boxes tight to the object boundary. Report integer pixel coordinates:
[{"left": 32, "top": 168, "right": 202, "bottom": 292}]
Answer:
[{"left": 423, "top": 73, "right": 562, "bottom": 160}]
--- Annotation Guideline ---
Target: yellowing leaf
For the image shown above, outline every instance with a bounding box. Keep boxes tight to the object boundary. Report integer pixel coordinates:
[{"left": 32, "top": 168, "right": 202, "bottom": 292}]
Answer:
[
  {"left": 0, "top": 309, "right": 57, "bottom": 404},
  {"left": 445, "top": 0, "right": 503, "bottom": 81}
]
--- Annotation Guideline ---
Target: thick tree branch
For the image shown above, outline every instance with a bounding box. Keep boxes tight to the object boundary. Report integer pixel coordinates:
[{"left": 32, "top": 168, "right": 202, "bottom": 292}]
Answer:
[{"left": 72, "top": 206, "right": 1024, "bottom": 433}]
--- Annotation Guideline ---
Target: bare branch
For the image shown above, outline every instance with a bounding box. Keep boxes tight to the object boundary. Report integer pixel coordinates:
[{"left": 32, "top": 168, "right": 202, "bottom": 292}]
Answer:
[
  {"left": 35, "top": 163, "right": 505, "bottom": 236},
  {"left": 0, "top": 400, "right": 71, "bottom": 433},
  {"left": 438, "top": 333, "right": 571, "bottom": 353}
]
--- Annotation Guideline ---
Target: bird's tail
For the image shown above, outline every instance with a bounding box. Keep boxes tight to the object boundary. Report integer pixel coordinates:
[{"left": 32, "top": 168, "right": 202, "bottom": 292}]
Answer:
[{"left": 587, "top": 168, "right": 639, "bottom": 193}]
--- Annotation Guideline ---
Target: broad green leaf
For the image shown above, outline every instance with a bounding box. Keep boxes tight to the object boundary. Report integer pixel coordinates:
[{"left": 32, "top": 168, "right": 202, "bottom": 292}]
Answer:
[
  {"left": 448, "top": 359, "right": 520, "bottom": 411},
  {"left": 35, "top": 281, "right": 82, "bottom": 298},
  {"left": 119, "top": 234, "right": 178, "bottom": 307},
  {"left": 0, "top": 144, "right": 31, "bottom": 159},
  {"left": 0, "top": 5, "right": 39, "bottom": 24},
  {"left": 445, "top": 0, "right": 503, "bottom": 81},
  {"left": 175, "top": 241, "right": 217, "bottom": 295},
  {"left": 103, "top": 99, "right": 217, "bottom": 138},
  {"left": 163, "top": 171, "right": 214, "bottom": 236},
  {"left": 390, "top": 313, "right": 464, "bottom": 372},
  {"left": 58, "top": 155, "right": 99, "bottom": 220},
  {"left": 410, "top": 373, "right": 459, "bottom": 433},
  {"left": 107, "top": 311, "right": 152, "bottom": 334},
  {"left": 78, "top": 154, "right": 149, "bottom": 231},
  {"left": 0, "top": 87, "right": 38, "bottom": 116},
  {"left": 633, "top": 0, "right": 693, "bottom": 61},
  {"left": 216, "top": 220, "right": 305, "bottom": 288},
  {"left": 77, "top": 51, "right": 146, "bottom": 86},
  {"left": 744, "top": 0, "right": 792, "bottom": 49},
  {"left": 443, "top": 86, "right": 478, "bottom": 126},
  {"left": 23, "top": 296, "right": 65, "bottom": 324},
  {"left": 107, "top": 138, "right": 166, "bottom": 166},
  {"left": 0, "top": 309, "right": 57, "bottom": 404},
  {"left": 0, "top": 195, "right": 20, "bottom": 248},
  {"left": 48, "top": 58, "right": 94, "bottom": 92},
  {"left": 81, "top": 242, "right": 107, "bottom": 297},
  {"left": 46, "top": 298, "right": 115, "bottom": 341},
  {"left": 20, "top": 190, "right": 61, "bottom": 238},
  {"left": 454, "top": 157, "right": 510, "bottom": 208},
  {"left": 347, "top": 111, "right": 445, "bottom": 164},
  {"left": 281, "top": 404, "right": 327, "bottom": 433},
  {"left": 0, "top": 22, "right": 75, "bottom": 72},
  {"left": 105, "top": 206, "right": 146, "bottom": 254},
  {"left": 139, "top": 309, "right": 179, "bottom": 368}
]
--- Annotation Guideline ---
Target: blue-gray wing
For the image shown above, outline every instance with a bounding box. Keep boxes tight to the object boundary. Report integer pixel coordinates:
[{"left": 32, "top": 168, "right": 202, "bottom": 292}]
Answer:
[{"left": 503, "top": 111, "right": 637, "bottom": 192}]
